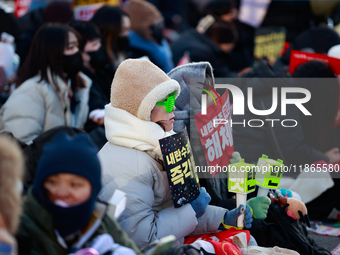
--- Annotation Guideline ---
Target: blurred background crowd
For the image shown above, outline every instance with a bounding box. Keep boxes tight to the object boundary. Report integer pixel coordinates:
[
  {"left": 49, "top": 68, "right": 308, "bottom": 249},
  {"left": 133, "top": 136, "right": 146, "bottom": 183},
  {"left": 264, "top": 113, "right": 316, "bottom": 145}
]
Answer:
[
  {"left": 1, "top": 0, "right": 340, "bottom": 254},
  {"left": 1, "top": 0, "right": 340, "bottom": 147}
]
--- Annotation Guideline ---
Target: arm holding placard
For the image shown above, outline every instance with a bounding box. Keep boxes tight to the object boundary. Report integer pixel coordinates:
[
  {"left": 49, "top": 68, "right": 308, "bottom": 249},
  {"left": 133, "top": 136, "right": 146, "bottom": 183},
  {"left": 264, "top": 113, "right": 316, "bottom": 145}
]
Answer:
[
  {"left": 190, "top": 205, "right": 228, "bottom": 236},
  {"left": 228, "top": 159, "right": 256, "bottom": 228},
  {"left": 187, "top": 189, "right": 232, "bottom": 236},
  {"left": 228, "top": 152, "right": 270, "bottom": 220}
]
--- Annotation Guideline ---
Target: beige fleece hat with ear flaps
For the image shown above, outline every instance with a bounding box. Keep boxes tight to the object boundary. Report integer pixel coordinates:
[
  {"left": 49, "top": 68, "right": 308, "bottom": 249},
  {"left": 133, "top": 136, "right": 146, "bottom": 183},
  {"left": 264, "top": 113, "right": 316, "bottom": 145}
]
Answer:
[{"left": 111, "top": 59, "right": 180, "bottom": 121}]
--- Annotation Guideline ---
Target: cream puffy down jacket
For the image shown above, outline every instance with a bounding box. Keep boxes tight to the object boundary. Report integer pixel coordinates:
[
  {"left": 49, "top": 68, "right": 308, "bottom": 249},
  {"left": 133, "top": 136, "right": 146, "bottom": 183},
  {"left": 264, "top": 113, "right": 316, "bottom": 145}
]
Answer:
[
  {"left": 0, "top": 72, "right": 91, "bottom": 143},
  {"left": 98, "top": 104, "right": 227, "bottom": 249}
]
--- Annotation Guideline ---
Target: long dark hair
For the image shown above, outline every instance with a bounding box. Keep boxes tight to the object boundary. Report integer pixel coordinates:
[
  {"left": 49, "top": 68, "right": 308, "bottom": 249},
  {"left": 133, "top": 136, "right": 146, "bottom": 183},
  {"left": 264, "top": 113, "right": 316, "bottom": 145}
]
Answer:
[
  {"left": 16, "top": 23, "right": 84, "bottom": 91},
  {"left": 91, "top": 6, "right": 128, "bottom": 63},
  {"left": 293, "top": 60, "right": 339, "bottom": 149},
  {"left": 69, "top": 21, "right": 100, "bottom": 51}
]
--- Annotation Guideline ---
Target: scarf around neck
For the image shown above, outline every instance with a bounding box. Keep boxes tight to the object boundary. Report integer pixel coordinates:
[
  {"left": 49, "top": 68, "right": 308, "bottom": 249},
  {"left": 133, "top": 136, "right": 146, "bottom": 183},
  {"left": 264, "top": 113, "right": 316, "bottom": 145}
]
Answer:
[{"left": 105, "top": 104, "right": 172, "bottom": 161}]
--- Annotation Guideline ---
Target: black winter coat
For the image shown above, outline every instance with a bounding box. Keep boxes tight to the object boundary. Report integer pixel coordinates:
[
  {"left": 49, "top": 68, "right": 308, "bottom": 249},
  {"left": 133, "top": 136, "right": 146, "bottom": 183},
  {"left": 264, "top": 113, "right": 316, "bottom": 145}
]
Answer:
[{"left": 82, "top": 67, "right": 110, "bottom": 132}]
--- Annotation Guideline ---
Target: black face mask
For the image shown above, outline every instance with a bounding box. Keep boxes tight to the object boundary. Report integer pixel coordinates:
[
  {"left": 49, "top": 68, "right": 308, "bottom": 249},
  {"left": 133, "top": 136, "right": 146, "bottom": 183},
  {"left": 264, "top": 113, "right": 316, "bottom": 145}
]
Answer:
[
  {"left": 117, "top": 36, "right": 130, "bottom": 51},
  {"left": 87, "top": 46, "right": 109, "bottom": 69},
  {"left": 150, "top": 23, "right": 164, "bottom": 45},
  {"left": 62, "top": 51, "right": 83, "bottom": 77}
]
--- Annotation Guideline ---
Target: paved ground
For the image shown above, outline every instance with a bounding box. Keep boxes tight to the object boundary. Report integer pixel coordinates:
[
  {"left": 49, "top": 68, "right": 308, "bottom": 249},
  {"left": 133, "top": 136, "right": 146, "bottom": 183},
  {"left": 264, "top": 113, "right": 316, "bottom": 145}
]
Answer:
[{"left": 310, "top": 231, "right": 340, "bottom": 252}]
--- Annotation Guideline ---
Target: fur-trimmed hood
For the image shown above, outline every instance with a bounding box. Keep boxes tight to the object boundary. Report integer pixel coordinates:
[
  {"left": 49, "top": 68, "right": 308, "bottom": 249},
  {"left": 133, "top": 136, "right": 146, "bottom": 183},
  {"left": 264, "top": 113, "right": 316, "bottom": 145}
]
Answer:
[
  {"left": 167, "top": 62, "right": 215, "bottom": 133},
  {"left": 110, "top": 59, "right": 180, "bottom": 121}
]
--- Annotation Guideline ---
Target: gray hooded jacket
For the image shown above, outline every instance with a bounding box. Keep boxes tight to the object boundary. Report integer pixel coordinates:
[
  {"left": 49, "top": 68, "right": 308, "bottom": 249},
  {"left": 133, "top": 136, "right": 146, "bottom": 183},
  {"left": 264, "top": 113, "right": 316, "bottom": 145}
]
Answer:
[{"left": 168, "top": 62, "right": 229, "bottom": 203}]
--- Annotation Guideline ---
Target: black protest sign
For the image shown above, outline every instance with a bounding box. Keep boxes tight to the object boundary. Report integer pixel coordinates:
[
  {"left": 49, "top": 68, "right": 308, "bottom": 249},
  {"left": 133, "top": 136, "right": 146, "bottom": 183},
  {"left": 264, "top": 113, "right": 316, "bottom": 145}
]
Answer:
[{"left": 159, "top": 129, "right": 200, "bottom": 208}]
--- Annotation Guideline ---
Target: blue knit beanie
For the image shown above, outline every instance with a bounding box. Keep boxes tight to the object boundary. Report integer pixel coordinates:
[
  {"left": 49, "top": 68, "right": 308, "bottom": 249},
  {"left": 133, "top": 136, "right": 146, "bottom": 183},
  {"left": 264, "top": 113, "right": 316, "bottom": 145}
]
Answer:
[{"left": 32, "top": 132, "right": 102, "bottom": 237}]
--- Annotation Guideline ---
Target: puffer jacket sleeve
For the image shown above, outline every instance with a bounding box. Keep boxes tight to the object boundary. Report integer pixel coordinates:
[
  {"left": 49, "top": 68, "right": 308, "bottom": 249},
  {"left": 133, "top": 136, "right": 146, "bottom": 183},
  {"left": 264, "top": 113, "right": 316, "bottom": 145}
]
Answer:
[
  {"left": 102, "top": 172, "right": 198, "bottom": 248},
  {"left": 0, "top": 86, "right": 45, "bottom": 143},
  {"left": 190, "top": 205, "right": 227, "bottom": 236}
]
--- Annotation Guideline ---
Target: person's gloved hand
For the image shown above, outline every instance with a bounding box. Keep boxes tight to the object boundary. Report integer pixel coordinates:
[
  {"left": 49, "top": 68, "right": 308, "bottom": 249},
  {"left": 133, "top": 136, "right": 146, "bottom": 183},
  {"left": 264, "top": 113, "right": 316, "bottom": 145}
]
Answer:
[
  {"left": 89, "top": 109, "right": 105, "bottom": 125},
  {"left": 190, "top": 187, "right": 211, "bottom": 218},
  {"left": 277, "top": 188, "right": 301, "bottom": 200},
  {"left": 246, "top": 197, "right": 271, "bottom": 219},
  {"left": 223, "top": 204, "right": 252, "bottom": 229},
  {"left": 230, "top": 152, "right": 242, "bottom": 164}
]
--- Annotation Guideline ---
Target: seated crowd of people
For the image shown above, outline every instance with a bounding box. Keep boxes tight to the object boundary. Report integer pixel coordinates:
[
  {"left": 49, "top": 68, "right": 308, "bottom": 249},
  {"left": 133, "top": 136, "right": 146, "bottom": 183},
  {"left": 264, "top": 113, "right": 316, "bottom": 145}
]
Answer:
[{"left": 0, "top": 0, "right": 340, "bottom": 254}]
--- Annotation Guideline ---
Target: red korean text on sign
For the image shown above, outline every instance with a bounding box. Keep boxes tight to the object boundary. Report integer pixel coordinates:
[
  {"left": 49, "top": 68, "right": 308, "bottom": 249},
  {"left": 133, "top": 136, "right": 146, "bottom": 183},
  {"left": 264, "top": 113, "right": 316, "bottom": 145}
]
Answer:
[{"left": 194, "top": 91, "right": 234, "bottom": 177}]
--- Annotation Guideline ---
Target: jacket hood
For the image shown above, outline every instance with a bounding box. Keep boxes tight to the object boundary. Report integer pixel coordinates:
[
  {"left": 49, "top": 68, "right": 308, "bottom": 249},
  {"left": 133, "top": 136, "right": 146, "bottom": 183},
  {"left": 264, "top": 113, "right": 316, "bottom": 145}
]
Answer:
[
  {"left": 168, "top": 62, "right": 214, "bottom": 133},
  {"left": 168, "top": 62, "right": 215, "bottom": 110},
  {"left": 110, "top": 59, "right": 180, "bottom": 121}
]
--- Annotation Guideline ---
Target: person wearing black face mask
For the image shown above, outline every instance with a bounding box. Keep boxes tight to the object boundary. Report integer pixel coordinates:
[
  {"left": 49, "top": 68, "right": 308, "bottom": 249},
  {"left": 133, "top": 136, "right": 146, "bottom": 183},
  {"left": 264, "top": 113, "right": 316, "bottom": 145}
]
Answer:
[
  {"left": 87, "top": 46, "right": 109, "bottom": 69},
  {"left": 62, "top": 50, "right": 84, "bottom": 77},
  {"left": 124, "top": 0, "right": 174, "bottom": 73},
  {"left": 117, "top": 35, "right": 130, "bottom": 51},
  {"left": 69, "top": 20, "right": 112, "bottom": 149},
  {"left": 0, "top": 24, "right": 92, "bottom": 144},
  {"left": 91, "top": 6, "right": 131, "bottom": 71},
  {"left": 69, "top": 21, "right": 111, "bottom": 106}
]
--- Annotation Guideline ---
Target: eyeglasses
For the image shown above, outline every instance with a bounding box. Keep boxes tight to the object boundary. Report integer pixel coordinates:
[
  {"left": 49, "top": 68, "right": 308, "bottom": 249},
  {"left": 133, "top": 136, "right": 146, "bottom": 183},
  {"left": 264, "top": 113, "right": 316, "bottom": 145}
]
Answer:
[{"left": 156, "top": 92, "right": 176, "bottom": 112}]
